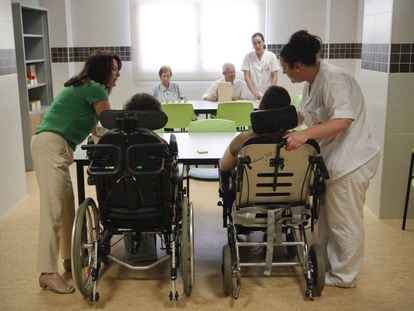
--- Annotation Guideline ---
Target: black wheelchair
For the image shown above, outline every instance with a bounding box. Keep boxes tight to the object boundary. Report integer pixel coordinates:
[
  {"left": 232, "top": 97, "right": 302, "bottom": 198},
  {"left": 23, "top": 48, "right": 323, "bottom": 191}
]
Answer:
[
  {"left": 71, "top": 110, "right": 194, "bottom": 301},
  {"left": 218, "top": 106, "right": 329, "bottom": 299}
]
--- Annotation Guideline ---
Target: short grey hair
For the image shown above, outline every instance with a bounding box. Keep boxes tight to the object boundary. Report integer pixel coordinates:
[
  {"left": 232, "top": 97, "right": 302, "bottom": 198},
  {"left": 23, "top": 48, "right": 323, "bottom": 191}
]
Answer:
[{"left": 222, "top": 62, "right": 235, "bottom": 72}]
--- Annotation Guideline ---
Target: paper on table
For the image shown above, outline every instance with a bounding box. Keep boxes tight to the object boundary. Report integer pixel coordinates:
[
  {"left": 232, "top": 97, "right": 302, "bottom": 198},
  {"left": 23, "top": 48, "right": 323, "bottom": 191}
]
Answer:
[{"left": 218, "top": 82, "right": 232, "bottom": 102}]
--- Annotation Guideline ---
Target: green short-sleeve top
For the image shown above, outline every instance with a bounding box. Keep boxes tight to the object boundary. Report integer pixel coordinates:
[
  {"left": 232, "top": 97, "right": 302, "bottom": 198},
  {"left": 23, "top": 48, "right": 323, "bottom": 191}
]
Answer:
[{"left": 36, "top": 80, "right": 108, "bottom": 150}]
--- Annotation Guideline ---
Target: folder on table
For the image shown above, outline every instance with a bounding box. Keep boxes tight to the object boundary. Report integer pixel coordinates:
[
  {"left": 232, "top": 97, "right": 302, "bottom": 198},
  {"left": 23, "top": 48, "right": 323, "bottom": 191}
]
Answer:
[{"left": 218, "top": 82, "right": 232, "bottom": 102}]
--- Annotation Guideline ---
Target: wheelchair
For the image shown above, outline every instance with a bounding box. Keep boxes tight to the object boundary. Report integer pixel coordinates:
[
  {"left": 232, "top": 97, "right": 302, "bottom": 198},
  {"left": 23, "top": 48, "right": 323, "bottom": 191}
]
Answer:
[
  {"left": 71, "top": 110, "right": 194, "bottom": 301},
  {"left": 218, "top": 106, "right": 329, "bottom": 299}
]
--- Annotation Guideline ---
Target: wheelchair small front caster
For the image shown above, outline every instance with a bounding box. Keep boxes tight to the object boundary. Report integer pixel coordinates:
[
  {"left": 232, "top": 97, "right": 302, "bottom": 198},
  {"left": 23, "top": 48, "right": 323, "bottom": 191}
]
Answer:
[
  {"left": 90, "top": 291, "right": 100, "bottom": 302},
  {"left": 169, "top": 291, "right": 179, "bottom": 301},
  {"left": 305, "top": 289, "right": 314, "bottom": 300}
]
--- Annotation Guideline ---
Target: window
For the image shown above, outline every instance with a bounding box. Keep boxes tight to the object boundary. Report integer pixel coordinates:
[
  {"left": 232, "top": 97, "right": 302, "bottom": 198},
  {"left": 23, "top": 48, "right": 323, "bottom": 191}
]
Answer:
[{"left": 130, "top": 0, "right": 266, "bottom": 82}]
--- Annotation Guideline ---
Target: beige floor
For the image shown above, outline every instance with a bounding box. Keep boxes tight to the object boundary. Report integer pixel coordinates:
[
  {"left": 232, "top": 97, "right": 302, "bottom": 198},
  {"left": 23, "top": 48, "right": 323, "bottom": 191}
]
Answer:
[{"left": 1, "top": 168, "right": 414, "bottom": 311}]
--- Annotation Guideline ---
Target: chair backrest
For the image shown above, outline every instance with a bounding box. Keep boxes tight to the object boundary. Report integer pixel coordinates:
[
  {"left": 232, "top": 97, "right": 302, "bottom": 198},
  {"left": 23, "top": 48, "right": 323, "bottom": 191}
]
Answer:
[
  {"left": 291, "top": 94, "right": 302, "bottom": 109},
  {"left": 235, "top": 136, "right": 320, "bottom": 207},
  {"left": 161, "top": 103, "right": 195, "bottom": 130},
  {"left": 188, "top": 118, "right": 236, "bottom": 133},
  {"left": 85, "top": 128, "right": 174, "bottom": 231},
  {"left": 216, "top": 102, "right": 254, "bottom": 128}
]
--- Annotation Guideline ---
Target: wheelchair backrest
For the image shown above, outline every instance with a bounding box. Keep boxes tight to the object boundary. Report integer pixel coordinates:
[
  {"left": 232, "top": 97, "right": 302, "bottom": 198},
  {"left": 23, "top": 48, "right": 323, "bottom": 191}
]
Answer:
[
  {"left": 85, "top": 127, "right": 175, "bottom": 231},
  {"left": 235, "top": 136, "right": 319, "bottom": 207}
]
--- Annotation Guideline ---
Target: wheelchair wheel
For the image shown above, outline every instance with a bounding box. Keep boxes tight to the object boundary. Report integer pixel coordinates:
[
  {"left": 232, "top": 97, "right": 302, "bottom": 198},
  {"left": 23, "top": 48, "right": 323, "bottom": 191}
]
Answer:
[
  {"left": 309, "top": 244, "right": 325, "bottom": 296},
  {"left": 222, "top": 244, "right": 233, "bottom": 296},
  {"left": 71, "top": 198, "right": 100, "bottom": 298},
  {"left": 181, "top": 196, "right": 194, "bottom": 296}
]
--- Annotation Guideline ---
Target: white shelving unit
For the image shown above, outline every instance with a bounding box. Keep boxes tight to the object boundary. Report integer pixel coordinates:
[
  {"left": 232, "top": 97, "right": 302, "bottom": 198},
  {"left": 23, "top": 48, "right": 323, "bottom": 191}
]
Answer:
[{"left": 12, "top": 3, "right": 53, "bottom": 171}]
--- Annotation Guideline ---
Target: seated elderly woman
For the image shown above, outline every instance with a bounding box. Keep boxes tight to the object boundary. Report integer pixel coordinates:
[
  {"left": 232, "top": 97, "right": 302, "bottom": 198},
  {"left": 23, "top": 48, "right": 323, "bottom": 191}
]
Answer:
[{"left": 219, "top": 85, "right": 292, "bottom": 172}]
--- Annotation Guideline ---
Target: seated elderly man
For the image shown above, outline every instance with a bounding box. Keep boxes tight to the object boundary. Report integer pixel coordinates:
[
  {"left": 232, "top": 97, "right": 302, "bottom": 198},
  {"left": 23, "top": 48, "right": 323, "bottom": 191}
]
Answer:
[
  {"left": 202, "top": 63, "right": 249, "bottom": 102},
  {"left": 220, "top": 85, "right": 291, "bottom": 172}
]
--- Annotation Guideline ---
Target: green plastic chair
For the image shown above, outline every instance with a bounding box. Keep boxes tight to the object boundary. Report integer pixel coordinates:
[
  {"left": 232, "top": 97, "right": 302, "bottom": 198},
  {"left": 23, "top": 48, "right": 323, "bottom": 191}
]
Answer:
[
  {"left": 161, "top": 103, "right": 195, "bottom": 131},
  {"left": 186, "top": 119, "right": 237, "bottom": 197},
  {"left": 216, "top": 102, "right": 254, "bottom": 129},
  {"left": 291, "top": 94, "right": 302, "bottom": 109},
  {"left": 188, "top": 119, "right": 237, "bottom": 133}
]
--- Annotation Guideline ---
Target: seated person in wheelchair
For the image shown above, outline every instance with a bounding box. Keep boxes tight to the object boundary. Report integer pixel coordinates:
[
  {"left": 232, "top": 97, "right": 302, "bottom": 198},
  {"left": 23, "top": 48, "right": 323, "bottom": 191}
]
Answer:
[
  {"left": 220, "top": 85, "right": 292, "bottom": 172},
  {"left": 94, "top": 93, "right": 169, "bottom": 264},
  {"left": 122, "top": 93, "right": 165, "bottom": 263}
]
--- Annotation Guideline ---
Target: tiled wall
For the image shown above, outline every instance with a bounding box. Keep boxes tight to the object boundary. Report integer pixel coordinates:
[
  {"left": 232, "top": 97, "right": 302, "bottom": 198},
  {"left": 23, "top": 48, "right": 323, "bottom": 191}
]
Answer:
[
  {"left": 51, "top": 46, "right": 131, "bottom": 63},
  {"left": 361, "top": 44, "right": 389, "bottom": 73},
  {"left": 389, "top": 43, "right": 414, "bottom": 73},
  {"left": 0, "top": 49, "right": 16, "bottom": 76},
  {"left": 50, "top": 42, "right": 414, "bottom": 74}
]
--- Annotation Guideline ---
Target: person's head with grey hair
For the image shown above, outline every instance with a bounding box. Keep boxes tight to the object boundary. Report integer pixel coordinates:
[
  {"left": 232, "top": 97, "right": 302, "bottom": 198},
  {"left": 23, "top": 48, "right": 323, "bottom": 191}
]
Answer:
[{"left": 222, "top": 62, "right": 236, "bottom": 83}]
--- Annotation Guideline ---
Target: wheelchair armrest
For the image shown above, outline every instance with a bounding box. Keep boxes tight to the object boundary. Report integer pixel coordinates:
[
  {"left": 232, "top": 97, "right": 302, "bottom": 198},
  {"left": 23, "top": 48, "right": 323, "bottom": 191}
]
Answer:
[
  {"left": 173, "top": 163, "right": 184, "bottom": 184},
  {"left": 169, "top": 134, "right": 178, "bottom": 157},
  {"left": 81, "top": 144, "right": 122, "bottom": 176},
  {"left": 219, "top": 170, "right": 231, "bottom": 197}
]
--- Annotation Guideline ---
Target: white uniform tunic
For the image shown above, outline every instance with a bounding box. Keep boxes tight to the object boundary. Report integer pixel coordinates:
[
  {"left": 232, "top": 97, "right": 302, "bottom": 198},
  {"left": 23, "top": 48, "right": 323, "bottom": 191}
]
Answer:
[
  {"left": 300, "top": 61, "right": 380, "bottom": 180},
  {"left": 241, "top": 50, "right": 280, "bottom": 95},
  {"left": 300, "top": 61, "right": 380, "bottom": 287}
]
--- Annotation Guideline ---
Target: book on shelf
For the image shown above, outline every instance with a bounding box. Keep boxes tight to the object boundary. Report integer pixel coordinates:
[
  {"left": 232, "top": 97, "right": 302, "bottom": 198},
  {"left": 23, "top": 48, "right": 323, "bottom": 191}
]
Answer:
[
  {"left": 26, "top": 64, "right": 37, "bottom": 86},
  {"left": 29, "top": 100, "right": 42, "bottom": 112}
]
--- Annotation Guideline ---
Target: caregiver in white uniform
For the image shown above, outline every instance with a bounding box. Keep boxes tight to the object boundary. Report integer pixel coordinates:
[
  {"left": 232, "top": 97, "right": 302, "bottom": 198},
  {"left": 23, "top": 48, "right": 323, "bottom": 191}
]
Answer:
[
  {"left": 242, "top": 32, "right": 280, "bottom": 100},
  {"left": 280, "top": 30, "right": 380, "bottom": 288}
]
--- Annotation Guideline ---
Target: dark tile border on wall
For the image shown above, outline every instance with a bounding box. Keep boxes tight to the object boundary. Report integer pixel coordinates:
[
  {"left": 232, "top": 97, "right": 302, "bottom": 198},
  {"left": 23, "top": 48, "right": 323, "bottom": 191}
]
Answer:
[
  {"left": 389, "top": 43, "right": 414, "bottom": 73},
  {"left": 51, "top": 46, "right": 131, "bottom": 63},
  {"left": 0, "top": 49, "right": 17, "bottom": 76},
  {"left": 50, "top": 43, "right": 414, "bottom": 74},
  {"left": 267, "top": 43, "right": 360, "bottom": 60}
]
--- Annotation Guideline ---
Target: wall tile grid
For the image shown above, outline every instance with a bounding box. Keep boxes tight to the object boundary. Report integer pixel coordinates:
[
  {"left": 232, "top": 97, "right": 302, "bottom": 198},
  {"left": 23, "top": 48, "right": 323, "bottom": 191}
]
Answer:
[
  {"left": 0, "top": 49, "right": 17, "bottom": 76},
  {"left": 51, "top": 43, "right": 413, "bottom": 74},
  {"left": 389, "top": 43, "right": 414, "bottom": 73},
  {"left": 51, "top": 46, "right": 131, "bottom": 63}
]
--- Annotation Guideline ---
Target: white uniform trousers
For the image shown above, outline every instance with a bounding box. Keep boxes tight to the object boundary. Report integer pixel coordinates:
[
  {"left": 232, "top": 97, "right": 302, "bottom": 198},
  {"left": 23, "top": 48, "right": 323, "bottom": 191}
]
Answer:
[
  {"left": 31, "top": 132, "right": 75, "bottom": 272},
  {"left": 318, "top": 153, "right": 380, "bottom": 287}
]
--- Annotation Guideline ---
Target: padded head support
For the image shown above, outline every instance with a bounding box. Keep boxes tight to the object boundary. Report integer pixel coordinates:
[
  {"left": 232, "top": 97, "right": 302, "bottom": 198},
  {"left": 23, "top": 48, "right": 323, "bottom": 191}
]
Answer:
[
  {"left": 250, "top": 105, "right": 298, "bottom": 134},
  {"left": 100, "top": 110, "right": 168, "bottom": 131}
]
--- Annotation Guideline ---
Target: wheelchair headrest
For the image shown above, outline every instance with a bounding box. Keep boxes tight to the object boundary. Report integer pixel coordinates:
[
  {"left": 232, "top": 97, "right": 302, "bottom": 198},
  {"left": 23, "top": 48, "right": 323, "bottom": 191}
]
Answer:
[
  {"left": 100, "top": 110, "right": 168, "bottom": 131},
  {"left": 250, "top": 105, "right": 298, "bottom": 134}
]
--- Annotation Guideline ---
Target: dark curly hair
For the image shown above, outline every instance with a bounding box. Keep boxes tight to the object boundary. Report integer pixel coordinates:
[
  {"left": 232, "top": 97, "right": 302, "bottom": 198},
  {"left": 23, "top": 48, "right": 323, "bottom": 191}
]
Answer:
[
  {"left": 124, "top": 93, "right": 161, "bottom": 111},
  {"left": 259, "top": 86, "right": 291, "bottom": 110},
  {"left": 280, "top": 30, "right": 322, "bottom": 68},
  {"left": 64, "top": 49, "right": 121, "bottom": 91}
]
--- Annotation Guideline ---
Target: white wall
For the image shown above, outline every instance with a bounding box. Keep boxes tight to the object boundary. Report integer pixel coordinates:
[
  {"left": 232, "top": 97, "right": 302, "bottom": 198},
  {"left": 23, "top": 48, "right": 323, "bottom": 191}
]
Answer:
[
  {"left": 0, "top": 0, "right": 27, "bottom": 215},
  {"left": 42, "top": 0, "right": 365, "bottom": 108},
  {"left": 379, "top": 0, "right": 414, "bottom": 218}
]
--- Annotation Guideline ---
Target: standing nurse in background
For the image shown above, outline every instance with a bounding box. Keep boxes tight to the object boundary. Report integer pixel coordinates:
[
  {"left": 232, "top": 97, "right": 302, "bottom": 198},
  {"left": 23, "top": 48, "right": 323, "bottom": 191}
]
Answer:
[
  {"left": 280, "top": 30, "right": 380, "bottom": 288},
  {"left": 151, "top": 65, "right": 185, "bottom": 102},
  {"left": 31, "top": 50, "right": 121, "bottom": 294},
  {"left": 242, "top": 32, "right": 280, "bottom": 100}
]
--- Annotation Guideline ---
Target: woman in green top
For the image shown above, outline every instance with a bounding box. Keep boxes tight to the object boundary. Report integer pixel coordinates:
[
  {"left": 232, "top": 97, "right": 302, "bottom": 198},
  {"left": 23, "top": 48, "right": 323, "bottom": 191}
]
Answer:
[{"left": 31, "top": 50, "right": 121, "bottom": 294}]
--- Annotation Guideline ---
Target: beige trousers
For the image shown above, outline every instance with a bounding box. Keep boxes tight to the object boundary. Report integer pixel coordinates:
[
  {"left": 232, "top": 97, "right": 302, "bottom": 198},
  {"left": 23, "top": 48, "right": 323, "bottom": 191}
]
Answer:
[
  {"left": 31, "top": 132, "right": 75, "bottom": 272},
  {"left": 318, "top": 153, "right": 380, "bottom": 287}
]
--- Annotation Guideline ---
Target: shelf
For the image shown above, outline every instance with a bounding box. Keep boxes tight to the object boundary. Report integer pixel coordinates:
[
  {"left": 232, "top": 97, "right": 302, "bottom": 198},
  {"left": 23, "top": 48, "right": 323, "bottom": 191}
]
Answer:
[
  {"left": 25, "top": 59, "right": 45, "bottom": 64},
  {"left": 29, "top": 106, "right": 48, "bottom": 116},
  {"left": 13, "top": 3, "right": 53, "bottom": 171},
  {"left": 23, "top": 33, "right": 43, "bottom": 38},
  {"left": 27, "top": 82, "right": 47, "bottom": 90}
]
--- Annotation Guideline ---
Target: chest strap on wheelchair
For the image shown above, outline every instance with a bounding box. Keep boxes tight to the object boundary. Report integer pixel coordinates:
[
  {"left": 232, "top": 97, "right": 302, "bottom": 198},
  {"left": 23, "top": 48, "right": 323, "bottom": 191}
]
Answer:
[{"left": 272, "top": 142, "right": 285, "bottom": 192}]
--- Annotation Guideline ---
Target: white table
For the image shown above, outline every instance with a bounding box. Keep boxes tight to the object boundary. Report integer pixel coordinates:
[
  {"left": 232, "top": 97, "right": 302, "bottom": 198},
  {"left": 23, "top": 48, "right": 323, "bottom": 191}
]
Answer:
[{"left": 74, "top": 132, "right": 238, "bottom": 204}]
